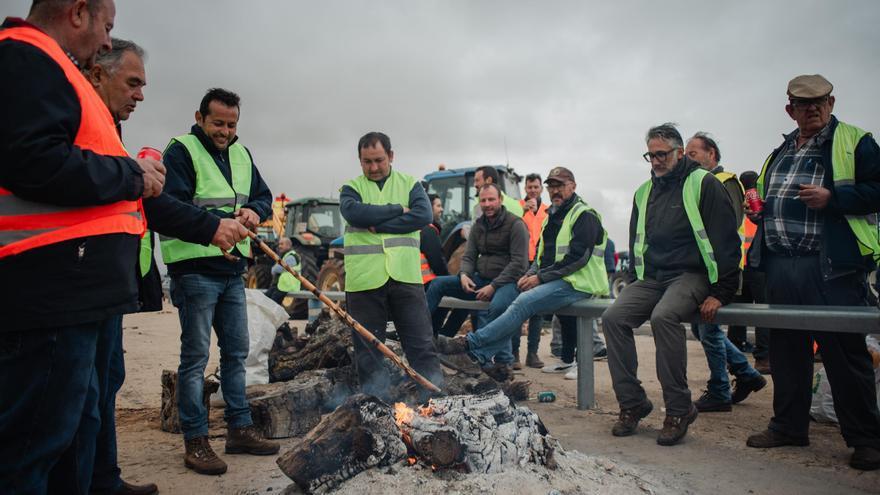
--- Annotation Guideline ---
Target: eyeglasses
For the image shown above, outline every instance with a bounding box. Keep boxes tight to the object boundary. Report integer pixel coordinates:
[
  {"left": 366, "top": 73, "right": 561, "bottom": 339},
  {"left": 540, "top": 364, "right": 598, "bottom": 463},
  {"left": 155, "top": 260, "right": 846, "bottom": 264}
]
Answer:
[
  {"left": 789, "top": 96, "right": 829, "bottom": 110},
  {"left": 642, "top": 149, "right": 677, "bottom": 162}
]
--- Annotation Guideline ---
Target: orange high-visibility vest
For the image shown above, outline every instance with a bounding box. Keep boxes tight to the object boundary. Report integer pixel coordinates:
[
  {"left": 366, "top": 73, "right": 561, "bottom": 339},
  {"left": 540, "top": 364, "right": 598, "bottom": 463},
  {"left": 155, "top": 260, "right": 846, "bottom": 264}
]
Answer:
[
  {"left": 0, "top": 26, "right": 145, "bottom": 259},
  {"left": 420, "top": 223, "right": 440, "bottom": 284},
  {"left": 520, "top": 199, "right": 548, "bottom": 261},
  {"left": 742, "top": 217, "right": 757, "bottom": 267}
]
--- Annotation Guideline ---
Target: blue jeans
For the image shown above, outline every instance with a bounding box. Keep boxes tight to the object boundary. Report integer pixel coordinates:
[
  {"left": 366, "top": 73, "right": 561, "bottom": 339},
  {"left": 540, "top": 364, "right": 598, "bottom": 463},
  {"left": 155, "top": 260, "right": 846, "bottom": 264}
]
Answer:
[
  {"left": 171, "top": 274, "right": 252, "bottom": 440},
  {"left": 91, "top": 316, "right": 125, "bottom": 493},
  {"left": 467, "top": 279, "right": 588, "bottom": 365},
  {"left": 0, "top": 321, "right": 105, "bottom": 495},
  {"left": 426, "top": 274, "right": 520, "bottom": 362},
  {"left": 697, "top": 323, "right": 762, "bottom": 401}
]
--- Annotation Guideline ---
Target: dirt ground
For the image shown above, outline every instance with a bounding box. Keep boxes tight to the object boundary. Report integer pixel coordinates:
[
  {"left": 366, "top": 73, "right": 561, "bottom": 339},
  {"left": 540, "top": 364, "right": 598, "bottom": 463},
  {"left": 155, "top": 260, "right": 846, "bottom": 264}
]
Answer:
[{"left": 115, "top": 305, "right": 880, "bottom": 494}]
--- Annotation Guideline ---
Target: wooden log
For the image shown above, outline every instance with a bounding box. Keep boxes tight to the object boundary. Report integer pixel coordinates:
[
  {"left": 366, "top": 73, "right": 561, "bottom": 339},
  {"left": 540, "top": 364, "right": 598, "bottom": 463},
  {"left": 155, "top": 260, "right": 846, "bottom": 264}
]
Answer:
[
  {"left": 269, "top": 311, "right": 352, "bottom": 383},
  {"left": 276, "top": 394, "right": 407, "bottom": 494},
  {"left": 160, "top": 369, "right": 219, "bottom": 434},
  {"left": 248, "top": 366, "right": 357, "bottom": 439}
]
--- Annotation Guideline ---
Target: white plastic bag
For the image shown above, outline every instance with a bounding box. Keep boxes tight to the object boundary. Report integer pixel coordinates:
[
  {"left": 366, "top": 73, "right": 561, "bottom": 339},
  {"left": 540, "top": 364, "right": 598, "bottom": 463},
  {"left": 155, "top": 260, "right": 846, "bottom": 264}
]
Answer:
[
  {"left": 810, "top": 336, "right": 880, "bottom": 424},
  {"left": 243, "top": 289, "right": 289, "bottom": 386}
]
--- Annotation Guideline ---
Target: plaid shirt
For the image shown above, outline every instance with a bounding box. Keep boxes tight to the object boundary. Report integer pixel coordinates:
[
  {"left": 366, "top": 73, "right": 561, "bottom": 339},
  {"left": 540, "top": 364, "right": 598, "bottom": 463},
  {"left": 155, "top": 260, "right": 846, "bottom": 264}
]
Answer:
[{"left": 763, "top": 123, "right": 834, "bottom": 253}]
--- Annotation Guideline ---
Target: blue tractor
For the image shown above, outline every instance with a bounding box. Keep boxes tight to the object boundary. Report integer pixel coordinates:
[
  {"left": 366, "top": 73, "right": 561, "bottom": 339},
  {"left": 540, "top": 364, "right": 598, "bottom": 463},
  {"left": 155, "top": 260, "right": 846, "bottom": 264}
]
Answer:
[{"left": 315, "top": 165, "right": 523, "bottom": 291}]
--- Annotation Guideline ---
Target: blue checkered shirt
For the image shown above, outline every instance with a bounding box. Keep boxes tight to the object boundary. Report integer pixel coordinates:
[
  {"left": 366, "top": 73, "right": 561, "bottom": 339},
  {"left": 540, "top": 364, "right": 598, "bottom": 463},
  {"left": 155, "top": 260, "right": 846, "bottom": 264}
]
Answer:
[{"left": 762, "top": 123, "right": 834, "bottom": 253}]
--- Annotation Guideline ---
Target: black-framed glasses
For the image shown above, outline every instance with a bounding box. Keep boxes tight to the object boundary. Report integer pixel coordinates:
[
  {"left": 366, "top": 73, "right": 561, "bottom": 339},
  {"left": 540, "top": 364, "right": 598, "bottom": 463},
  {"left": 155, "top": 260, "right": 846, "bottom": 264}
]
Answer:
[
  {"left": 789, "top": 96, "right": 829, "bottom": 110},
  {"left": 643, "top": 149, "right": 676, "bottom": 162}
]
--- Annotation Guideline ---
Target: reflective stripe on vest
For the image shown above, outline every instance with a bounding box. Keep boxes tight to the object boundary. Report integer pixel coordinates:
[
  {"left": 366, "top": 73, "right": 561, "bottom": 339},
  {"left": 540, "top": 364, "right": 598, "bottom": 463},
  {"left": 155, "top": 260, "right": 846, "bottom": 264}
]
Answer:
[
  {"left": 277, "top": 251, "right": 302, "bottom": 292},
  {"left": 0, "top": 27, "right": 145, "bottom": 259},
  {"left": 633, "top": 168, "right": 719, "bottom": 283},
  {"left": 139, "top": 232, "right": 153, "bottom": 277},
  {"left": 756, "top": 121, "right": 880, "bottom": 263},
  {"left": 343, "top": 170, "right": 422, "bottom": 291},
  {"left": 536, "top": 200, "right": 609, "bottom": 295},
  {"left": 713, "top": 170, "right": 747, "bottom": 269},
  {"left": 159, "top": 134, "right": 253, "bottom": 264}
]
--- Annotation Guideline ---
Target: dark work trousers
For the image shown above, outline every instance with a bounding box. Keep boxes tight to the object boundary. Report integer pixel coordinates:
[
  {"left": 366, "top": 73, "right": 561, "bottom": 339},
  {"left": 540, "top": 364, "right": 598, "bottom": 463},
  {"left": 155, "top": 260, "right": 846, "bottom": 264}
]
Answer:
[
  {"left": 728, "top": 268, "right": 770, "bottom": 360},
  {"left": 602, "top": 272, "right": 710, "bottom": 416},
  {"left": 347, "top": 280, "right": 445, "bottom": 399},
  {"left": 764, "top": 253, "right": 880, "bottom": 448},
  {"left": 558, "top": 315, "right": 578, "bottom": 363},
  {"left": 91, "top": 315, "right": 125, "bottom": 493},
  {"left": 0, "top": 321, "right": 105, "bottom": 495}
]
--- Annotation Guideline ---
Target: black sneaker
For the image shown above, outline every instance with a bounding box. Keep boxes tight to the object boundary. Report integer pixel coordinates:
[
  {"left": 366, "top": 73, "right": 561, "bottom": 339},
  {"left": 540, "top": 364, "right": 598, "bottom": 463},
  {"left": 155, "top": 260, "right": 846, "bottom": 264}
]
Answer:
[
  {"left": 731, "top": 374, "right": 767, "bottom": 404},
  {"left": 611, "top": 400, "right": 654, "bottom": 437},
  {"left": 593, "top": 348, "right": 608, "bottom": 360},
  {"left": 694, "top": 390, "right": 732, "bottom": 412}
]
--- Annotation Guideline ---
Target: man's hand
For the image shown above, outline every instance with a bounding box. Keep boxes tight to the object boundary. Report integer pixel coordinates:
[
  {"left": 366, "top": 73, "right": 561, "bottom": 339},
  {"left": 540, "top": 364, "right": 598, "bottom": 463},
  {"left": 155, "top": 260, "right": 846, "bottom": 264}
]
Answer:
[
  {"left": 402, "top": 206, "right": 410, "bottom": 214},
  {"left": 798, "top": 184, "right": 831, "bottom": 210},
  {"left": 460, "top": 273, "right": 476, "bottom": 293},
  {"left": 517, "top": 274, "right": 541, "bottom": 292},
  {"left": 743, "top": 201, "right": 762, "bottom": 223},
  {"left": 137, "top": 158, "right": 166, "bottom": 198},
  {"left": 700, "top": 296, "right": 723, "bottom": 323},
  {"left": 211, "top": 218, "right": 250, "bottom": 251},
  {"left": 525, "top": 198, "right": 537, "bottom": 213},
  {"left": 475, "top": 284, "right": 495, "bottom": 301},
  {"left": 234, "top": 207, "right": 260, "bottom": 229}
]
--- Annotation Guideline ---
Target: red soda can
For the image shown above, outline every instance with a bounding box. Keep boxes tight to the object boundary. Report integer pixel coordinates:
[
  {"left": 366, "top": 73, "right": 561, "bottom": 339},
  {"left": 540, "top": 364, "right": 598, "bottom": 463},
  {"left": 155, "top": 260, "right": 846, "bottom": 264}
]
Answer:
[
  {"left": 137, "top": 146, "right": 162, "bottom": 161},
  {"left": 744, "top": 188, "right": 763, "bottom": 213}
]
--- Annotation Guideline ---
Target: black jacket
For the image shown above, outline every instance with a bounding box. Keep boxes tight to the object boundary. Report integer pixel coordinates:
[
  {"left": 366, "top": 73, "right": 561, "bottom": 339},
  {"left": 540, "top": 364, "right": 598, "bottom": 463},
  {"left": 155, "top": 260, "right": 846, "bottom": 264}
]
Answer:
[
  {"left": 461, "top": 207, "right": 529, "bottom": 288},
  {"left": 420, "top": 222, "right": 448, "bottom": 278},
  {"left": 628, "top": 158, "right": 741, "bottom": 304},
  {"left": 526, "top": 194, "right": 604, "bottom": 283},
  {"left": 0, "top": 20, "right": 145, "bottom": 331},
  {"left": 162, "top": 125, "right": 272, "bottom": 276},
  {"left": 748, "top": 116, "right": 880, "bottom": 279}
]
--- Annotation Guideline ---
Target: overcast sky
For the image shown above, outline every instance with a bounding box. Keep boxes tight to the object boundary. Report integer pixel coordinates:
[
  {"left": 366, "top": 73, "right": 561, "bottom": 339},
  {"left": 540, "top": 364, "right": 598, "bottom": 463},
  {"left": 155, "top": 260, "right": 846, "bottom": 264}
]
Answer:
[{"left": 8, "top": 0, "right": 880, "bottom": 244}]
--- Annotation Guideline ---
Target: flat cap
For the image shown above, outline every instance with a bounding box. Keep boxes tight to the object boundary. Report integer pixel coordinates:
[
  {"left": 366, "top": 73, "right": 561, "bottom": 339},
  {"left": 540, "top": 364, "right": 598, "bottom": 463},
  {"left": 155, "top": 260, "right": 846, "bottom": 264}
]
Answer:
[
  {"left": 787, "top": 74, "right": 833, "bottom": 99},
  {"left": 544, "top": 166, "right": 575, "bottom": 184}
]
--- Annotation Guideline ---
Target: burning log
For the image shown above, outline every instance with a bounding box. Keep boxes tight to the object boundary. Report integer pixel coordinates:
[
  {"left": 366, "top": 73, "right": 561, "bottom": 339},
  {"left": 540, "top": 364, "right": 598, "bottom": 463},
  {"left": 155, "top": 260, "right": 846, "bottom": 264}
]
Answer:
[
  {"left": 248, "top": 367, "right": 357, "bottom": 439},
  {"left": 276, "top": 394, "right": 408, "bottom": 493},
  {"left": 160, "top": 369, "right": 219, "bottom": 433},
  {"left": 278, "top": 390, "right": 557, "bottom": 493}
]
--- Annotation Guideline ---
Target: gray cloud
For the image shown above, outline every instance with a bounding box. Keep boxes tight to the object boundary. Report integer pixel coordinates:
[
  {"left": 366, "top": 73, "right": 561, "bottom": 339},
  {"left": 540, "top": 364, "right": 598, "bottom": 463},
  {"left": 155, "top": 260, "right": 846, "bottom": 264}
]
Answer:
[{"left": 7, "top": 0, "right": 879, "bottom": 245}]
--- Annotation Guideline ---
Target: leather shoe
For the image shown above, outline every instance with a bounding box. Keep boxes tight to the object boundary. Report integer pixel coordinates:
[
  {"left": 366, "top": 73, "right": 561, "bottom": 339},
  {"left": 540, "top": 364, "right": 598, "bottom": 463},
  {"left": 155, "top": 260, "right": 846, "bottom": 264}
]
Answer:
[
  {"left": 850, "top": 446, "right": 880, "bottom": 471},
  {"left": 746, "top": 429, "right": 809, "bottom": 448},
  {"left": 115, "top": 480, "right": 158, "bottom": 495}
]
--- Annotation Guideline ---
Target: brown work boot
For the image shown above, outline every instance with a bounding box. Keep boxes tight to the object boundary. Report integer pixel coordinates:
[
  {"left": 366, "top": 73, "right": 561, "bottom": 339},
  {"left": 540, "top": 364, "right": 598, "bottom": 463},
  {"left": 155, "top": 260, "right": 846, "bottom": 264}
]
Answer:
[
  {"left": 746, "top": 429, "right": 809, "bottom": 448},
  {"left": 225, "top": 425, "right": 280, "bottom": 455},
  {"left": 184, "top": 436, "right": 227, "bottom": 475},
  {"left": 656, "top": 404, "right": 698, "bottom": 446},
  {"left": 525, "top": 352, "right": 544, "bottom": 368},
  {"left": 482, "top": 363, "right": 513, "bottom": 382},
  {"left": 512, "top": 351, "right": 523, "bottom": 370},
  {"left": 611, "top": 400, "right": 653, "bottom": 437},
  {"left": 731, "top": 374, "right": 767, "bottom": 404},
  {"left": 114, "top": 480, "right": 159, "bottom": 495},
  {"left": 754, "top": 357, "right": 771, "bottom": 375}
]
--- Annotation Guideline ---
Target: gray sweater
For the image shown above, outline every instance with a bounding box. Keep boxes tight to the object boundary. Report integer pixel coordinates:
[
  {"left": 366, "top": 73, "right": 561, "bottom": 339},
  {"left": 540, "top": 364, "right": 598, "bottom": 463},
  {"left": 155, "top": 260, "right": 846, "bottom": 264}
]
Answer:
[{"left": 460, "top": 207, "right": 529, "bottom": 288}]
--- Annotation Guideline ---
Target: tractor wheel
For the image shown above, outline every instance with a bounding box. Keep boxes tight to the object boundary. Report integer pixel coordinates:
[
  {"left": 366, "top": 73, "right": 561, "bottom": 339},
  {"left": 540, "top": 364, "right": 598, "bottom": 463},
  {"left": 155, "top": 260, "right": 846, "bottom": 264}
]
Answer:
[
  {"left": 609, "top": 271, "right": 633, "bottom": 299},
  {"left": 446, "top": 243, "right": 467, "bottom": 275},
  {"left": 317, "top": 258, "right": 346, "bottom": 292},
  {"left": 246, "top": 264, "right": 272, "bottom": 289}
]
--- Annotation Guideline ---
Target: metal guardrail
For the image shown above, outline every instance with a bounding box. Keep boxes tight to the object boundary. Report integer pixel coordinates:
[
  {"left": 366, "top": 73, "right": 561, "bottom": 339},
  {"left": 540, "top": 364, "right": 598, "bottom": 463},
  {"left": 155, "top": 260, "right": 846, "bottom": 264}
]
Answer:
[{"left": 288, "top": 290, "right": 880, "bottom": 410}]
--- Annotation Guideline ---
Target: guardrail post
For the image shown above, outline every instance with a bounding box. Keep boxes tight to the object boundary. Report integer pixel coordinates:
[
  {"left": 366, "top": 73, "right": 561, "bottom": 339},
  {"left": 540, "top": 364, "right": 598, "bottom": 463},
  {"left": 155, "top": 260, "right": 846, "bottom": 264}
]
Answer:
[{"left": 576, "top": 316, "right": 596, "bottom": 410}]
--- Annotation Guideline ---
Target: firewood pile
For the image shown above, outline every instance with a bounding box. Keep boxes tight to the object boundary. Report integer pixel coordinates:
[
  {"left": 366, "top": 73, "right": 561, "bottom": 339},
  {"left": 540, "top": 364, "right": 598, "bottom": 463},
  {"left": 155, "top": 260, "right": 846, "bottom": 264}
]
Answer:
[{"left": 276, "top": 391, "right": 559, "bottom": 494}]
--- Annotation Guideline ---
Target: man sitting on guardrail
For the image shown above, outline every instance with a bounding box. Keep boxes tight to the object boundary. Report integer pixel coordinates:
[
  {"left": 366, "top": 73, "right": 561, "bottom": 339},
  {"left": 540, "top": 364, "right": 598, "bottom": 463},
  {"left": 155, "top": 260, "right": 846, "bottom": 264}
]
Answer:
[
  {"left": 601, "top": 123, "right": 742, "bottom": 447},
  {"left": 744, "top": 74, "right": 880, "bottom": 471},
  {"left": 436, "top": 167, "right": 609, "bottom": 380}
]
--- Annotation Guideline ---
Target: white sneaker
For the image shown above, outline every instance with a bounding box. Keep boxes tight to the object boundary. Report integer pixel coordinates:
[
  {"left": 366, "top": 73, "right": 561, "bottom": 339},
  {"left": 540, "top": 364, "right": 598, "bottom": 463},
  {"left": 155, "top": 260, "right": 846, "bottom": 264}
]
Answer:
[
  {"left": 564, "top": 365, "right": 579, "bottom": 380},
  {"left": 541, "top": 360, "right": 575, "bottom": 373}
]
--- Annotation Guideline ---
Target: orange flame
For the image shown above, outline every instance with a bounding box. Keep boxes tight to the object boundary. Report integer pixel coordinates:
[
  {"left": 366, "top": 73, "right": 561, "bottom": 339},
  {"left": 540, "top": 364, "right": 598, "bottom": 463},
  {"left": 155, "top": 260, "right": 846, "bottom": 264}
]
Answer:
[
  {"left": 407, "top": 457, "right": 417, "bottom": 466},
  {"left": 393, "top": 402, "right": 414, "bottom": 427},
  {"left": 418, "top": 405, "right": 434, "bottom": 417}
]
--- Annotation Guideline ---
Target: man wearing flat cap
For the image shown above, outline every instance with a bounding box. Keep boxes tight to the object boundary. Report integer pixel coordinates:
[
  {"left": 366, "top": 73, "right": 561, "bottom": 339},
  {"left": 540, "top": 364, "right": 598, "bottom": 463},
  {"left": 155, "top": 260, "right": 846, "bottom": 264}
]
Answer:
[
  {"left": 744, "top": 74, "right": 880, "bottom": 470},
  {"left": 436, "top": 167, "right": 611, "bottom": 380}
]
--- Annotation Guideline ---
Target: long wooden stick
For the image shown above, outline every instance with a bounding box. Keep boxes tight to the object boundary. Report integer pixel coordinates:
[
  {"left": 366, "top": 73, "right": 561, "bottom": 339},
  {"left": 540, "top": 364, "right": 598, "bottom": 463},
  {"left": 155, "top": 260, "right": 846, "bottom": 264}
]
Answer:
[{"left": 238, "top": 231, "right": 442, "bottom": 393}]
